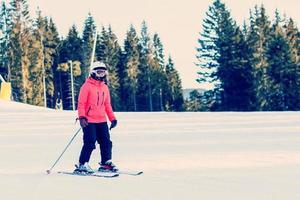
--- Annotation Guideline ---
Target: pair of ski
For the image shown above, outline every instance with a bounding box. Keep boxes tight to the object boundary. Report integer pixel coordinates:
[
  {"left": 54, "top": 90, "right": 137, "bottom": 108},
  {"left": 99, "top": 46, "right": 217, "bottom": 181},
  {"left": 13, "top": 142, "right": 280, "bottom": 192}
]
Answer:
[{"left": 58, "top": 169, "right": 143, "bottom": 178}]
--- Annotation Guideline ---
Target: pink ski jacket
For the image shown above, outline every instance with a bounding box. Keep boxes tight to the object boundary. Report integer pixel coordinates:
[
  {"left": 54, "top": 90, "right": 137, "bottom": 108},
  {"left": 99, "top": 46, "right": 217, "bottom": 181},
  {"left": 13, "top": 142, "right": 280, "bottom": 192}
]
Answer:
[{"left": 77, "top": 77, "right": 116, "bottom": 123}]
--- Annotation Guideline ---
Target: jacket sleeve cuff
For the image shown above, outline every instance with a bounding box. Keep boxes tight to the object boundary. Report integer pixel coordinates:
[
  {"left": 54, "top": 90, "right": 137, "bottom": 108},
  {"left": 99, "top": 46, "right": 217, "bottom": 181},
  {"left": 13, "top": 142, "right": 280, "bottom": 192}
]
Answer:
[{"left": 108, "top": 116, "right": 116, "bottom": 122}]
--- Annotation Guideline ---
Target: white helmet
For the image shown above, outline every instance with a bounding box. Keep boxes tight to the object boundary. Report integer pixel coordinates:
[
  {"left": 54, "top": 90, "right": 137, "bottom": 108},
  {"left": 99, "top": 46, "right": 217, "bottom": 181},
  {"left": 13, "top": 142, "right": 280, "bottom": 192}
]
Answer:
[
  {"left": 90, "top": 61, "right": 107, "bottom": 71},
  {"left": 90, "top": 61, "right": 108, "bottom": 81}
]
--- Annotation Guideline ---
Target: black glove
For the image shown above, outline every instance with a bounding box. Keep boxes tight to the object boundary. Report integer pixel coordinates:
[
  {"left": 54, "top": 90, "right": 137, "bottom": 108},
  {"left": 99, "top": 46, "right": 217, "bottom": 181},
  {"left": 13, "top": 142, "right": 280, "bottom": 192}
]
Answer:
[
  {"left": 110, "top": 119, "right": 117, "bottom": 130},
  {"left": 79, "top": 117, "right": 88, "bottom": 128}
]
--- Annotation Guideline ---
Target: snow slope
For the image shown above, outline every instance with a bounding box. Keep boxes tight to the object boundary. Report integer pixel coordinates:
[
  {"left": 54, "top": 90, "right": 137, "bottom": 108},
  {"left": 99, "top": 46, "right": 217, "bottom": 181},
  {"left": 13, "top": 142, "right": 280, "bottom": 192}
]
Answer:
[{"left": 0, "top": 99, "right": 300, "bottom": 200}]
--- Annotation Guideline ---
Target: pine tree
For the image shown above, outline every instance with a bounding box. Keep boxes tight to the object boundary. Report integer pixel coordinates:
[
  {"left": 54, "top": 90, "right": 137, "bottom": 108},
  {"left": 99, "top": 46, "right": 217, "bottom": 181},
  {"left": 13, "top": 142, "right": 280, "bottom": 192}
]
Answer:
[
  {"left": 146, "top": 43, "right": 162, "bottom": 111},
  {"left": 184, "top": 90, "right": 202, "bottom": 111},
  {"left": 43, "top": 17, "right": 60, "bottom": 107},
  {"left": 0, "top": 1, "right": 10, "bottom": 79},
  {"left": 284, "top": 19, "right": 300, "bottom": 110},
  {"left": 248, "top": 5, "right": 272, "bottom": 110},
  {"left": 196, "top": 0, "right": 221, "bottom": 85},
  {"left": 137, "top": 21, "right": 153, "bottom": 111},
  {"left": 96, "top": 26, "right": 122, "bottom": 110},
  {"left": 81, "top": 13, "right": 96, "bottom": 79},
  {"left": 196, "top": 0, "right": 253, "bottom": 111},
  {"left": 165, "top": 56, "right": 184, "bottom": 111},
  {"left": 215, "top": 6, "right": 242, "bottom": 110},
  {"left": 27, "top": 9, "right": 45, "bottom": 106},
  {"left": 46, "top": 17, "right": 61, "bottom": 108},
  {"left": 153, "top": 33, "right": 164, "bottom": 68},
  {"left": 96, "top": 26, "right": 107, "bottom": 61},
  {"left": 57, "top": 25, "right": 82, "bottom": 109},
  {"left": 196, "top": 0, "right": 230, "bottom": 110},
  {"left": 266, "top": 20, "right": 293, "bottom": 110},
  {"left": 263, "top": 15, "right": 300, "bottom": 111},
  {"left": 152, "top": 33, "right": 167, "bottom": 111},
  {"left": 122, "top": 25, "right": 140, "bottom": 111},
  {"left": 8, "top": 0, "right": 32, "bottom": 103},
  {"left": 26, "top": 10, "right": 58, "bottom": 107},
  {"left": 225, "top": 26, "right": 254, "bottom": 111}
]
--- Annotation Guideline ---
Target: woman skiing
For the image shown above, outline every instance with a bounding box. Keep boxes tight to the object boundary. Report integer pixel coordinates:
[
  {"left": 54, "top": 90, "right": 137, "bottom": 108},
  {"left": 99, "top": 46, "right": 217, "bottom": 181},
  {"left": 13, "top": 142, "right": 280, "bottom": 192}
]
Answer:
[{"left": 75, "top": 61, "right": 118, "bottom": 173}]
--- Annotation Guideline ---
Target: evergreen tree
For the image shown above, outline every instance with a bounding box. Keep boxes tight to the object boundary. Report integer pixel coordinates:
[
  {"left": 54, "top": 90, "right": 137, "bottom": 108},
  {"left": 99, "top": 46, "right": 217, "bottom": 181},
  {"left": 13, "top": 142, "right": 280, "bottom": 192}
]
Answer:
[
  {"left": 27, "top": 9, "right": 45, "bottom": 106},
  {"left": 196, "top": 0, "right": 253, "bottom": 111},
  {"left": 264, "top": 14, "right": 300, "bottom": 111},
  {"left": 284, "top": 18, "right": 300, "bottom": 110},
  {"left": 225, "top": 26, "right": 254, "bottom": 111},
  {"left": 184, "top": 90, "right": 203, "bottom": 111},
  {"left": 248, "top": 5, "right": 272, "bottom": 110},
  {"left": 153, "top": 33, "right": 165, "bottom": 68},
  {"left": 196, "top": 0, "right": 220, "bottom": 85},
  {"left": 196, "top": 0, "right": 229, "bottom": 110},
  {"left": 137, "top": 21, "right": 153, "bottom": 111},
  {"left": 152, "top": 33, "right": 168, "bottom": 111},
  {"left": 46, "top": 17, "right": 61, "bottom": 108},
  {"left": 146, "top": 43, "right": 162, "bottom": 111},
  {"left": 26, "top": 10, "right": 58, "bottom": 107},
  {"left": 81, "top": 13, "right": 96, "bottom": 79},
  {"left": 96, "top": 26, "right": 122, "bottom": 110},
  {"left": 122, "top": 25, "right": 140, "bottom": 111},
  {"left": 165, "top": 56, "right": 184, "bottom": 111},
  {"left": 8, "top": 0, "right": 32, "bottom": 103},
  {"left": 266, "top": 21, "right": 293, "bottom": 110},
  {"left": 43, "top": 17, "right": 60, "bottom": 107},
  {"left": 57, "top": 25, "right": 82, "bottom": 109},
  {"left": 214, "top": 7, "right": 242, "bottom": 110},
  {"left": 96, "top": 26, "right": 107, "bottom": 61},
  {"left": 0, "top": 1, "right": 10, "bottom": 79}
]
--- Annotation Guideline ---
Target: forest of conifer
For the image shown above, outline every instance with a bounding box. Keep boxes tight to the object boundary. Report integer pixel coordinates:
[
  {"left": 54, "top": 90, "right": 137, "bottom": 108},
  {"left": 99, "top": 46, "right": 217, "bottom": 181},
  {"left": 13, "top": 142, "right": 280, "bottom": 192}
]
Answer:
[
  {"left": 0, "top": 0, "right": 184, "bottom": 111},
  {"left": 0, "top": 0, "right": 299, "bottom": 111}
]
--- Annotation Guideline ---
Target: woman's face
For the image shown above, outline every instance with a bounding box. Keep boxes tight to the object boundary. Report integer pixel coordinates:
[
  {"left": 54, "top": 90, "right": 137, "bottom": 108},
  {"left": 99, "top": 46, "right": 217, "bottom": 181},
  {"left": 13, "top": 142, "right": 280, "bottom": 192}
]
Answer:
[{"left": 94, "top": 69, "right": 107, "bottom": 78}]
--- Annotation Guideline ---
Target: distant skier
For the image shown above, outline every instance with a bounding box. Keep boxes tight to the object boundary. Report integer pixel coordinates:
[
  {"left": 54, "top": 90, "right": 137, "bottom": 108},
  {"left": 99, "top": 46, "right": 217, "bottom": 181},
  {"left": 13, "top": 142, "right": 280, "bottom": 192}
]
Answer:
[
  {"left": 75, "top": 61, "right": 118, "bottom": 174},
  {"left": 55, "top": 93, "right": 62, "bottom": 110}
]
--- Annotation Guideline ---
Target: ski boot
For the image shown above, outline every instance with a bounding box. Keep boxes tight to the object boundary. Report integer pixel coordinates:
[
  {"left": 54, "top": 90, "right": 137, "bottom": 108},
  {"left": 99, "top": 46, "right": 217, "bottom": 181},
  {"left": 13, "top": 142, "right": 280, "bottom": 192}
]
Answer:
[
  {"left": 74, "top": 163, "right": 94, "bottom": 174},
  {"left": 98, "top": 160, "right": 119, "bottom": 172}
]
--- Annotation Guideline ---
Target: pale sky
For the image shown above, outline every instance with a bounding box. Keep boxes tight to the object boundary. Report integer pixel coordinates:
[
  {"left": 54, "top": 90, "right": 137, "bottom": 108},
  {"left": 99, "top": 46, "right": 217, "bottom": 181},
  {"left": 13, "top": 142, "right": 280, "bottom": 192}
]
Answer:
[{"left": 24, "top": 0, "right": 300, "bottom": 89}]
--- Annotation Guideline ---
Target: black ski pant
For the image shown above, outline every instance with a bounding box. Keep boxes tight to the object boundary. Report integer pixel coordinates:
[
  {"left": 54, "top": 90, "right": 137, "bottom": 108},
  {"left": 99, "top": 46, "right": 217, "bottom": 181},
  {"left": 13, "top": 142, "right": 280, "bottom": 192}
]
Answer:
[{"left": 79, "top": 122, "right": 112, "bottom": 165}]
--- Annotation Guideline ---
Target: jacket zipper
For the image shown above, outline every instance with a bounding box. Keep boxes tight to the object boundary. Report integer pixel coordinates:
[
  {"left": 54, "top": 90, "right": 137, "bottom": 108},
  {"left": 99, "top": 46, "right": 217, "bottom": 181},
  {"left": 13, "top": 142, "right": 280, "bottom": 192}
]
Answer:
[
  {"left": 97, "top": 91, "right": 99, "bottom": 106},
  {"left": 87, "top": 106, "right": 91, "bottom": 115},
  {"left": 101, "top": 92, "right": 104, "bottom": 106}
]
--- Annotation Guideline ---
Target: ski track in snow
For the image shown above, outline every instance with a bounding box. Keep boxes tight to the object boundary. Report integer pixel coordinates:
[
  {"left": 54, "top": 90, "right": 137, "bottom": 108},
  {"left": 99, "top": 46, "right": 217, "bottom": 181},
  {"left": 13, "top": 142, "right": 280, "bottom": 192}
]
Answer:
[{"left": 0, "top": 99, "right": 300, "bottom": 200}]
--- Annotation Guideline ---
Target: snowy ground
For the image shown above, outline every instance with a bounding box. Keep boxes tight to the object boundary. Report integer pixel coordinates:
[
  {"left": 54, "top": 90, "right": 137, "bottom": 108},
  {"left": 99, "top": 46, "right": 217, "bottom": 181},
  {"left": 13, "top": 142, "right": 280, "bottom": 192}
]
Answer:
[{"left": 0, "top": 99, "right": 300, "bottom": 200}]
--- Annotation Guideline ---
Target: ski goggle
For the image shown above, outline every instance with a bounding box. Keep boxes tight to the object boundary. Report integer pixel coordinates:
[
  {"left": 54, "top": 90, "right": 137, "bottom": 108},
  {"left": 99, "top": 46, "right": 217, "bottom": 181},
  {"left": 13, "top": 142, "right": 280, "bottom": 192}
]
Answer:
[
  {"left": 95, "top": 69, "right": 106, "bottom": 74},
  {"left": 91, "top": 69, "right": 107, "bottom": 77}
]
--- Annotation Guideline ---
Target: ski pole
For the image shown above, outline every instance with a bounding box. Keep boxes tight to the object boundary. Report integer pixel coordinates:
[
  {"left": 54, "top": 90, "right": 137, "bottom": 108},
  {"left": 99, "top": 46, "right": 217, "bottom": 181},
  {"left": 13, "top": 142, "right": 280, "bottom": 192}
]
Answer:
[{"left": 46, "top": 127, "right": 82, "bottom": 174}]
